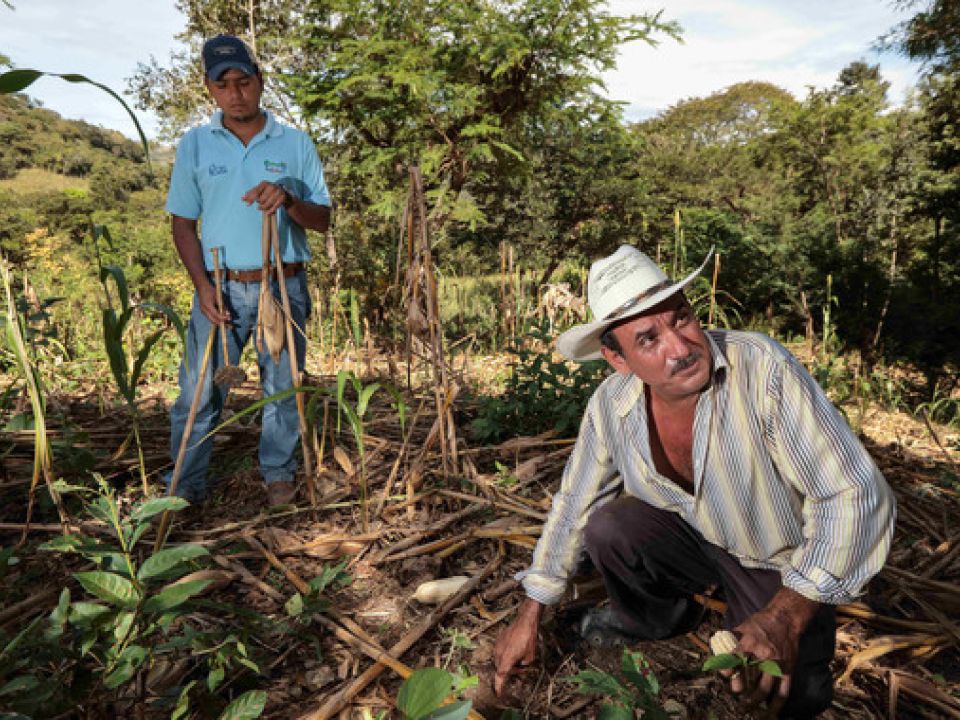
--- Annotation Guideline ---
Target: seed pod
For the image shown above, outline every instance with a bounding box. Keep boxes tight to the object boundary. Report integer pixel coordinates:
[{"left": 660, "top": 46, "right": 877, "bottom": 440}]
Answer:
[
  {"left": 413, "top": 576, "right": 470, "bottom": 604},
  {"left": 709, "top": 629, "right": 738, "bottom": 656}
]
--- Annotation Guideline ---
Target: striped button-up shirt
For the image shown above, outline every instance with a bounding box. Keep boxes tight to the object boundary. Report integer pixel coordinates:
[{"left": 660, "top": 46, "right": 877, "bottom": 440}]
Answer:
[{"left": 520, "top": 329, "right": 895, "bottom": 606}]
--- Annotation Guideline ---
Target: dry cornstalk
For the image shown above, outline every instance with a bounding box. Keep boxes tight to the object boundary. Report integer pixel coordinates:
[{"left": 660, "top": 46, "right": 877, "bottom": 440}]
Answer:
[
  {"left": 155, "top": 324, "right": 217, "bottom": 551},
  {"left": 311, "top": 616, "right": 486, "bottom": 720},
  {"left": 371, "top": 502, "right": 488, "bottom": 564},
  {"left": 269, "top": 212, "right": 316, "bottom": 506},
  {"left": 400, "top": 166, "right": 458, "bottom": 480}
]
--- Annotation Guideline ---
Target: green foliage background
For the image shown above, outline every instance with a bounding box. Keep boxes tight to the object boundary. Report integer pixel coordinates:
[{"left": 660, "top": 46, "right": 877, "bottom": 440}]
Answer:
[{"left": 3, "top": 0, "right": 960, "bottom": 406}]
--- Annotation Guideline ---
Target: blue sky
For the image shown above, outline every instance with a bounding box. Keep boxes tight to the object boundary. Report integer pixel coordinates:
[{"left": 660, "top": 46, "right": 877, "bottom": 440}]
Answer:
[{"left": 3, "top": 1, "right": 920, "bottom": 141}]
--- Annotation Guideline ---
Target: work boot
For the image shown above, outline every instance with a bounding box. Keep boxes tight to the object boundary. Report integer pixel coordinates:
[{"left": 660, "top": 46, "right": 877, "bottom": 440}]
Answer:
[
  {"left": 579, "top": 605, "right": 641, "bottom": 649},
  {"left": 266, "top": 480, "right": 298, "bottom": 507}
]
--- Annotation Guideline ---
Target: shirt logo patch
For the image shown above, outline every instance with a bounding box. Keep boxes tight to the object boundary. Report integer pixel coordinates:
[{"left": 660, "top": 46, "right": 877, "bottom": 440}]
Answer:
[
  {"left": 264, "top": 160, "right": 287, "bottom": 174},
  {"left": 208, "top": 164, "right": 228, "bottom": 176}
]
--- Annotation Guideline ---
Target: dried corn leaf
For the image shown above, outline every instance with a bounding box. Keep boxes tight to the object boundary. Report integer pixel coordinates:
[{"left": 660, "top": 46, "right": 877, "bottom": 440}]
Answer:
[
  {"left": 889, "top": 670, "right": 960, "bottom": 715},
  {"left": 840, "top": 634, "right": 947, "bottom": 683},
  {"left": 333, "top": 445, "right": 355, "bottom": 475}
]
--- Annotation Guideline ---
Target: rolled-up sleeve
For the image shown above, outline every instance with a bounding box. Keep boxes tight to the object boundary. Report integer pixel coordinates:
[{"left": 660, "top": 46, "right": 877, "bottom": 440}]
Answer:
[
  {"left": 165, "top": 131, "right": 201, "bottom": 220},
  {"left": 518, "top": 392, "right": 621, "bottom": 605},
  {"left": 770, "top": 354, "right": 896, "bottom": 604}
]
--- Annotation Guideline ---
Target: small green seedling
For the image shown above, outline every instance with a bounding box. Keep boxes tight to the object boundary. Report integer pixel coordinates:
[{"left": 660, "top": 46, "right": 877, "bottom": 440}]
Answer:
[
  {"left": 396, "top": 666, "right": 476, "bottom": 720},
  {"left": 567, "top": 648, "right": 681, "bottom": 719},
  {"left": 702, "top": 651, "right": 784, "bottom": 679}
]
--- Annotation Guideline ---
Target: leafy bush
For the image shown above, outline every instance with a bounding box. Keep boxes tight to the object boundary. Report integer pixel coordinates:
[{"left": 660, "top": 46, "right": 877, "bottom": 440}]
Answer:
[
  {"left": 471, "top": 323, "right": 608, "bottom": 443},
  {"left": 0, "top": 478, "right": 266, "bottom": 719}
]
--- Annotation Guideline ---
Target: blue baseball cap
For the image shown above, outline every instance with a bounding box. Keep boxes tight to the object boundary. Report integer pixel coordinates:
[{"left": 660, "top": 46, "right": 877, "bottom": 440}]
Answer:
[{"left": 202, "top": 34, "right": 259, "bottom": 80}]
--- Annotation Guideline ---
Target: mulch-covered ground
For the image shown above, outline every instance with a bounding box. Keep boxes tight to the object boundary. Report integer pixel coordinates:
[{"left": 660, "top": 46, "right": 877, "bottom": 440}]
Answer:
[{"left": 2, "top": 355, "right": 959, "bottom": 719}]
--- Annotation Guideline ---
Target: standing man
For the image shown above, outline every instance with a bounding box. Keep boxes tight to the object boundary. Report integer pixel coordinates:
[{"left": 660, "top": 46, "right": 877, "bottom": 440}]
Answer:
[
  {"left": 165, "top": 34, "right": 331, "bottom": 507},
  {"left": 493, "top": 246, "right": 895, "bottom": 718}
]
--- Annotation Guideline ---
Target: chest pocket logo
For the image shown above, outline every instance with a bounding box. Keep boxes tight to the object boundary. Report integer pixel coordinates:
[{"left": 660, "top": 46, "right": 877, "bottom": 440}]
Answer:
[
  {"left": 264, "top": 160, "right": 287, "bottom": 175},
  {"left": 208, "top": 164, "right": 228, "bottom": 177}
]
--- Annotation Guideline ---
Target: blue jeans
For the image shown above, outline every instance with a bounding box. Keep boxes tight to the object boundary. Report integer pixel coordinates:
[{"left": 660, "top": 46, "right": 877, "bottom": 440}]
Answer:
[{"left": 166, "top": 271, "right": 310, "bottom": 501}]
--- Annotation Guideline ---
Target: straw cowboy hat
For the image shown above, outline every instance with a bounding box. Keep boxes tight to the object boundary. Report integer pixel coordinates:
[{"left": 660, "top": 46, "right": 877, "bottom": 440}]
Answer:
[{"left": 557, "top": 245, "right": 714, "bottom": 362}]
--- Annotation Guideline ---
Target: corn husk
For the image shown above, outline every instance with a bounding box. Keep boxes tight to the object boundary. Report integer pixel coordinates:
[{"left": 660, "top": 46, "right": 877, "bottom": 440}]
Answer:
[
  {"left": 257, "top": 289, "right": 285, "bottom": 363},
  {"left": 256, "top": 212, "right": 285, "bottom": 363}
]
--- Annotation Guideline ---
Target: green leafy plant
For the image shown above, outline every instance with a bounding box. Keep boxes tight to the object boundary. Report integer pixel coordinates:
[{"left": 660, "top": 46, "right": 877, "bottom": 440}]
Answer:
[
  {"left": 471, "top": 322, "right": 608, "bottom": 443},
  {"left": 93, "top": 224, "right": 184, "bottom": 494},
  {"left": 0, "top": 68, "right": 150, "bottom": 165},
  {"left": 284, "top": 559, "right": 354, "bottom": 618},
  {"left": 336, "top": 369, "right": 388, "bottom": 531},
  {"left": 702, "top": 651, "right": 783, "bottom": 679},
  {"left": 0, "top": 477, "right": 266, "bottom": 719},
  {"left": 567, "top": 648, "right": 681, "bottom": 720},
  {"left": 396, "top": 666, "right": 476, "bottom": 720},
  {"left": 916, "top": 389, "right": 960, "bottom": 429},
  {"left": 441, "top": 627, "right": 476, "bottom": 671}
]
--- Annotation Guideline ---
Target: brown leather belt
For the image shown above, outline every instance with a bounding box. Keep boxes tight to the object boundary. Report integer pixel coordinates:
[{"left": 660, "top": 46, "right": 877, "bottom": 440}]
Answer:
[{"left": 210, "top": 262, "right": 305, "bottom": 283}]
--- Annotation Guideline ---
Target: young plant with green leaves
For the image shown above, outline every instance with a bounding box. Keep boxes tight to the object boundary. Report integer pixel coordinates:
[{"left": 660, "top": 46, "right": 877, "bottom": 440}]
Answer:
[
  {"left": 1, "top": 256, "right": 68, "bottom": 538},
  {"left": 336, "top": 369, "right": 407, "bottom": 530},
  {"left": 93, "top": 224, "right": 184, "bottom": 494},
  {"left": 283, "top": 559, "right": 354, "bottom": 619},
  {"left": 702, "top": 650, "right": 783, "bottom": 683},
  {"left": 396, "top": 666, "right": 476, "bottom": 720},
  {"left": 0, "top": 477, "right": 267, "bottom": 718},
  {"left": 567, "top": 648, "right": 681, "bottom": 720}
]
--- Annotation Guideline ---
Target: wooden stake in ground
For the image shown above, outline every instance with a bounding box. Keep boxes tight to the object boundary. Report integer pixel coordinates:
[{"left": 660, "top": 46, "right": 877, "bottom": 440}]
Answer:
[
  {"left": 154, "top": 324, "right": 217, "bottom": 550},
  {"left": 400, "top": 166, "right": 459, "bottom": 479},
  {"left": 210, "top": 247, "right": 247, "bottom": 388},
  {"left": 268, "top": 212, "right": 316, "bottom": 506}
]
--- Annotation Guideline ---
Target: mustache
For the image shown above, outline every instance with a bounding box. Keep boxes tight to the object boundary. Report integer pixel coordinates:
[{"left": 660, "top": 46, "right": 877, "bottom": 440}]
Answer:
[{"left": 668, "top": 352, "right": 701, "bottom": 377}]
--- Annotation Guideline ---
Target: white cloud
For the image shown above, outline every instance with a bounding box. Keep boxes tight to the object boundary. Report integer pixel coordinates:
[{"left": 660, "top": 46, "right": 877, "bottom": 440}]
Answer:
[{"left": 603, "top": 0, "right": 920, "bottom": 119}]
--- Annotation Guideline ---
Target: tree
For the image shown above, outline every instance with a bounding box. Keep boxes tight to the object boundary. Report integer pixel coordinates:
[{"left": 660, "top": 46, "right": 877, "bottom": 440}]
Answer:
[
  {"left": 888, "top": 0, "right": 960, "bottom": 71},
  {"left": 632, "top": 82, "right": 799, "bottom": 323},
  {"left": 126, "top": 0, "right": 316, "bottom": 141},
  {"left": 278, "top": 0, "right": 679, "bottom": 300}
]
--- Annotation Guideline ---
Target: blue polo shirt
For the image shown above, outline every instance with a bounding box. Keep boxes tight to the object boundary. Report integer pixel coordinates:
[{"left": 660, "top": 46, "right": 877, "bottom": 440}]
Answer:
[{"left": 166, "top": 111, "right": 331, "bottom": 270}]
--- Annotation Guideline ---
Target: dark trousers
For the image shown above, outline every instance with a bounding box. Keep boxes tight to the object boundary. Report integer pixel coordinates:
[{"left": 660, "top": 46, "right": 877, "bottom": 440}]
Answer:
[{"left": 583, "top": 496, "right": 835, "bottom": 719}]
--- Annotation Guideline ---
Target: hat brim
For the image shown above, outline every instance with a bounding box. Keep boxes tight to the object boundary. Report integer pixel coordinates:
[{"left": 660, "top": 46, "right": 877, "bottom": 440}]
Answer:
[
  {"left": 556, "top": 249, "right": 714, "bottom": 362},
  {"left": 206, "top": 61, "right": 257, "bottom": 80}
]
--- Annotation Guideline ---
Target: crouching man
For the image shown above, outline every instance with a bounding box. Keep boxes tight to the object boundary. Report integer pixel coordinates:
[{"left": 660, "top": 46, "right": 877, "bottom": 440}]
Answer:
[{"left": 493, "top": 246, "right": 895, "bottom": 718}]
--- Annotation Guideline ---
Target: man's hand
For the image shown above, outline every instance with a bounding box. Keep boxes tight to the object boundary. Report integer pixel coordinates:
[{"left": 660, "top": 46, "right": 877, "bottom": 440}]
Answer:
[
  {"left": 242, "top": 181, "right": 289, "bottom": 215},
  {"left": 197, "top": 282, "right": 231, "bottom": 326},
  {"left": 493, "top": 598, "right": 543, "bottom": 696},
  {"left": 731, "top": 587, "right": 820, "bottom": 713}
]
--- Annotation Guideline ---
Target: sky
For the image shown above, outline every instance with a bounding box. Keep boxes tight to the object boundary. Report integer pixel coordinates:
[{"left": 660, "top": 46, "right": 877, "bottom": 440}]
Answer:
[{"left": 3, "top": 1, "right": 920, "bottom": 141}]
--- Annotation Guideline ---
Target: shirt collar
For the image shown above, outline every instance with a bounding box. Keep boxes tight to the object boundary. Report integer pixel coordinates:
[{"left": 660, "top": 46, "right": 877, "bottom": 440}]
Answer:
[
  {"left": 209, "top": 110, "right": 281, "bottom": 138},
  {"left": 609, "top": 328, "right": 730, "bottom": 418}
]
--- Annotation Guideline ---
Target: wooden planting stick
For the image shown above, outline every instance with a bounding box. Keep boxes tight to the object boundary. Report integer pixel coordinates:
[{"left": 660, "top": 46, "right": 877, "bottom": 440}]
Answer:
[
  {"left": 211, "top": 247, "right": 247, "bottom": 388},
  {"left": 269, "top": 213, "right": 316, "bottom": 506},
  {"left": 154, "top": 324, "right": 217, "bottom": 551}
]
